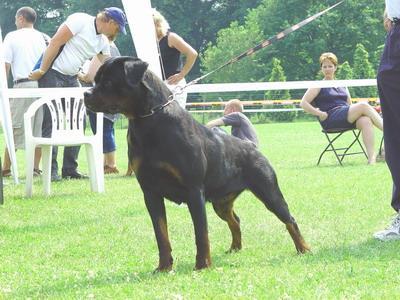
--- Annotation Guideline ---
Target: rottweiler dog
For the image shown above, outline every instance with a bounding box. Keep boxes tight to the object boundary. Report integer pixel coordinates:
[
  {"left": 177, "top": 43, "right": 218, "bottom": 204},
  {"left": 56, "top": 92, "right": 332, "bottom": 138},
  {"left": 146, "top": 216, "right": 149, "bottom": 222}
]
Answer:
[{"left": 84, "top": 57, "right": 310, "bottom": 271}]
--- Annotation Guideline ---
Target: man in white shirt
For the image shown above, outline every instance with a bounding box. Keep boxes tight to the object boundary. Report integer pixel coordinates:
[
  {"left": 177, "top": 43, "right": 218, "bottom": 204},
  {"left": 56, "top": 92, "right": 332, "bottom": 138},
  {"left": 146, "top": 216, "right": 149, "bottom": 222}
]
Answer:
[
  {"left": 2, "top": 6, "right": 48, "bottom": 178},
  {"left": 374, "top": 0, "right": 400, "bottom": 241},
  {"left": 29, "top": 7, "right": 127, "bottom": 181}
]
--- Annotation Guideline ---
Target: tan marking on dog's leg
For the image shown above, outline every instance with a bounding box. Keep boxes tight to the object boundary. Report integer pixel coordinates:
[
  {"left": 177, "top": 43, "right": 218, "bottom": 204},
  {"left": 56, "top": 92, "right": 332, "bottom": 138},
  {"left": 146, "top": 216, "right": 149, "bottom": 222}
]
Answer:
[
  {"left": 212, "top": 193, "right": 242, "bottom": 252},
  {"left": 125, "top": 163, "right": 134, "bottom": 176},
  {"left": 285, "top": 223, "right": 311, "bottom": 254},
  {"left": 129, "top": 158, "right": 142, "bottom": 175},
  {"left": 155, "top": 217, "right": 173, "bottom": 272},
  {"left": 195, "top": 232, "right": 212, "bottom": 270}
]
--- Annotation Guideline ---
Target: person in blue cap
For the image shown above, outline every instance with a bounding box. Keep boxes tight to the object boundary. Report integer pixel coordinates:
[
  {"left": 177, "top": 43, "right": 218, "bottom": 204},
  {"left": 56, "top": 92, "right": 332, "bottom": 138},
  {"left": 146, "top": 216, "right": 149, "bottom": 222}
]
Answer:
[{"left": 29, "top": 7, "right": 127, "bottom": 181}]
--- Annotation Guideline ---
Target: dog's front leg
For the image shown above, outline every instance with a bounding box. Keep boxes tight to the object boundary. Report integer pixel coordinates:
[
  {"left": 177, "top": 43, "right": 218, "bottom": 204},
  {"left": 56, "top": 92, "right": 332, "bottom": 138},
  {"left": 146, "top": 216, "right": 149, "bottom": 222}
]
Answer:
[
  {"left": 187, "top": 188, "right": 211, "bottom": 270},
  {"left": 143, "top": 191, "right": 173, "bottom": 272}
]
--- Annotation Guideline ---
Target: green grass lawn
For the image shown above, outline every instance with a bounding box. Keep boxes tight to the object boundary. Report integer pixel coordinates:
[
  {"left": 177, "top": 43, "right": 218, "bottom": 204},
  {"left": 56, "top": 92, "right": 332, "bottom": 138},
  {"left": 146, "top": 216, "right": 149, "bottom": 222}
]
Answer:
[{"left": 1, "top": 121, "right": 398, "bottom": 299}]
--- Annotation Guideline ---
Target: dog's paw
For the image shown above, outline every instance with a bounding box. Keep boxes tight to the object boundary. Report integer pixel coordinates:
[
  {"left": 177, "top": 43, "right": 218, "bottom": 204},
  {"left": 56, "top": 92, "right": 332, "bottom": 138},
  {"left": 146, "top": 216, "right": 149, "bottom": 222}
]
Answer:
[
  {"left": 194, "top": 258, "right": 212, "bottom": 270},
  {"left": 153, "top": 264, "right": 173, "bottom": 273},
  {"left": 226, "top": 245, "right": 242, "bottom": 254},
  {"left": 296, "top": 243, "right": 311, "bottom": 254}
]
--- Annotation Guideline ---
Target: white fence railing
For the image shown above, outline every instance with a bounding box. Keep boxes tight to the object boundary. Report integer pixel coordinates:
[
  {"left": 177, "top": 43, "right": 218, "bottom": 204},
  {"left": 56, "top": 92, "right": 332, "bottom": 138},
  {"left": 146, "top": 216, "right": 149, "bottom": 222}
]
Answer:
[{"left": 5, "top": 79, "right": 377, "bottom": 98}]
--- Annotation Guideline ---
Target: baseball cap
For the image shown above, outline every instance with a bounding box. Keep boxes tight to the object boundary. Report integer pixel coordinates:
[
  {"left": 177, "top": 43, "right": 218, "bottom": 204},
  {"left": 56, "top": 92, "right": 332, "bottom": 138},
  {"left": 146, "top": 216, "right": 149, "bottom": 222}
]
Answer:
[{"left": 104, "top": 7, "right": 127, "bottom": 35}]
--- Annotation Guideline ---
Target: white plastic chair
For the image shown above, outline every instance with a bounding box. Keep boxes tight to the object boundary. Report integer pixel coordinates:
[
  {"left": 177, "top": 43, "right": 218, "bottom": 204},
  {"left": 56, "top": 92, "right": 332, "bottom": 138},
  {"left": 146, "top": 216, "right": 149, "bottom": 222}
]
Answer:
[{"left": 24, "top": 94, "right": 104, "bottom": 197}]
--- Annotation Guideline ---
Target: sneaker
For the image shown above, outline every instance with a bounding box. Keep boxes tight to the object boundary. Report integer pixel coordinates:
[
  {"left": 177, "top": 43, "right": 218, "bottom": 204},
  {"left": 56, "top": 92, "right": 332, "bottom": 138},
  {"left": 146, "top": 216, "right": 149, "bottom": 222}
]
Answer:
[
  {"left": 374, "top": 213, "right": 400, "bottom": 241},
  {"left": 51, "top": 173, "right": 62, "bottom": 182}
]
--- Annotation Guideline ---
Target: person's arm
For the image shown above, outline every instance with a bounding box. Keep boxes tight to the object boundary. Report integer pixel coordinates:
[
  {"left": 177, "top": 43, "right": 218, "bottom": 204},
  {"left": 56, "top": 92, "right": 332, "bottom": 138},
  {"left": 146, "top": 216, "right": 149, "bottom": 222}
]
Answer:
[
  {"left": 345, "top": 87, "right": 352, "bottom": 105},
  {"left": 384, "top": 9, "right": 392, "bottom": 32},
  {"left": 97, "top": 53, "right": 110, "bottom": 64},
  {"left": 78, "top": 56, "right": 103, "bottom": 84},
  {"left": 206, "top": 118, "right": 225, "bottom": 128},
  {"left": 167, "top": 32, "right": 198, "bottom": 85},
  {"left": 300, "top": 88, "right": 328, "bottom": 121},
  {"left": 4, "top": 62, "right": 11, "bottom": 80},
  {"left": 29, "top": 24, "right": 73, "bottom": 80}
]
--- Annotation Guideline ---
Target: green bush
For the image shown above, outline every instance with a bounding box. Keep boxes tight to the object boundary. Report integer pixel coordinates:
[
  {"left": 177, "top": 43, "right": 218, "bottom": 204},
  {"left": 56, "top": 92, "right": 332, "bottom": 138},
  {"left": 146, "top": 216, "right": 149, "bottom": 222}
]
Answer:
[{"left": 264, "top": 104, "right": 298, "bottom": 123}]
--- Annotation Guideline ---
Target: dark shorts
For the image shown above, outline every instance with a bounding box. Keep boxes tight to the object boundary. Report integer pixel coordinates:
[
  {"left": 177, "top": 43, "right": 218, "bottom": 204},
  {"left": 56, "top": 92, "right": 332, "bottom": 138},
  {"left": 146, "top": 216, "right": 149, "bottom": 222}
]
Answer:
[{"left": 320, "top": 106, "right": 355, "bottom": 130}]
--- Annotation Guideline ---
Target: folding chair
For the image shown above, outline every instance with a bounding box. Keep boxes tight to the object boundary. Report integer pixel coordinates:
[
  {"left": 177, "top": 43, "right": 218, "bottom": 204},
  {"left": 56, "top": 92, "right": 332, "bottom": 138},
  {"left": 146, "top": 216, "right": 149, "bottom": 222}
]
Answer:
[
  {"left": 378, "top": 136, "right": 384, "bottom": 156},
  {"left": 317, "top": 127, "right": 368, "bottom": 165},
  {"left": 24, "top": 94, "right": 104, "bottom": 197}
]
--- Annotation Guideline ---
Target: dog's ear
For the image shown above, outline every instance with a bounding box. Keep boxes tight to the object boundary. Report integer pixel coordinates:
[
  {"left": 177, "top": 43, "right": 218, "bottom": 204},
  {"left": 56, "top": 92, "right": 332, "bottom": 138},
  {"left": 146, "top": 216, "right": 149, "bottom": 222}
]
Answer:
[{"left": 124, "top": 59, "right": 149, "bottom": 87}]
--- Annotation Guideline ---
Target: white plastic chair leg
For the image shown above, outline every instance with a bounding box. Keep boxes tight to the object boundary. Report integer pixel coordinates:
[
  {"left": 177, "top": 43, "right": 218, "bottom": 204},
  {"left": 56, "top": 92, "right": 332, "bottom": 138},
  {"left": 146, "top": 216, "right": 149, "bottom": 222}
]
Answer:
[
  {"left": 85, "top": 144, "right": 104, "bottom": 193},
  {"left": 41, "top": 145, "right": 52, "bottom": 196},
  {"left": 25, "top": 143, "right": 36, "bottom": 197}
]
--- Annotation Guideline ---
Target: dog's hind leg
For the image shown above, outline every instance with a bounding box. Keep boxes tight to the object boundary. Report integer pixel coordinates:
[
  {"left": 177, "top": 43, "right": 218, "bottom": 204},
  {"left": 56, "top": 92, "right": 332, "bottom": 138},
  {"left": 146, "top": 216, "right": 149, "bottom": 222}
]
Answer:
[
  {"left": 186, "top": 188, "right": 212, "bottom": 270},
  {"left": 143, "top": 190, "right": 173, "bottom": 272},
  {"left": 212, "top": 192, "right": 242, "bottom": 252},
  {"left": 248, "top": 167, "right": 310, "bottom": 254}
]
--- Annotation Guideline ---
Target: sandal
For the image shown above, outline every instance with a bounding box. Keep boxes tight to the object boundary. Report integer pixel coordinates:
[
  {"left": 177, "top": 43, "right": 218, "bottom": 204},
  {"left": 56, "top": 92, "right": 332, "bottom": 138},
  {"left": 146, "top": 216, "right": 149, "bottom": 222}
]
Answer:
[
  {"left": 1, "top": 169, "right": 11, "bottom": 177},
  {"left": 104, "top": 165, "right": 119, "bottom": 174},
  {"left": 33, "top": 168, "right": 42, "bottom": 176}
]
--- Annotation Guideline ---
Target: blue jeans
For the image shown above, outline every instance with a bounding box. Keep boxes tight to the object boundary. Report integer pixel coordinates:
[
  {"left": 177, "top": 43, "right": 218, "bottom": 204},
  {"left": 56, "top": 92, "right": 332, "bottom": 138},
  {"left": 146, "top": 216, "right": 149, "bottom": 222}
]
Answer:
[{"left": 88, "top": 111, "right": 116, "bottom": 153}]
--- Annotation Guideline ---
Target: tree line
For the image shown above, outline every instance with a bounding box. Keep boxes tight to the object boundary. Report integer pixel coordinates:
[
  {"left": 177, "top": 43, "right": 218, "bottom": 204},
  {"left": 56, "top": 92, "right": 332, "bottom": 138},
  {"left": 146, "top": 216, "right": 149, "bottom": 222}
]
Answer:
[{"left": 0, "top": 0, "right": 386, "bottom": 98}]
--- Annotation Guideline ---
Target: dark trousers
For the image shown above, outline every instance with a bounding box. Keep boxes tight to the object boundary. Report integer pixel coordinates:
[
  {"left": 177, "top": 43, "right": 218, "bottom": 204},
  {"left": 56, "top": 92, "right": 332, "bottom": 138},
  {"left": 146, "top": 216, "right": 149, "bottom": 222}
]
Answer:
[
  {"left": 39, "top": 69, "right": 82, "bottom": 175},
  {"left": 377, "top": 23, "right": 400, "bottom": 212}
]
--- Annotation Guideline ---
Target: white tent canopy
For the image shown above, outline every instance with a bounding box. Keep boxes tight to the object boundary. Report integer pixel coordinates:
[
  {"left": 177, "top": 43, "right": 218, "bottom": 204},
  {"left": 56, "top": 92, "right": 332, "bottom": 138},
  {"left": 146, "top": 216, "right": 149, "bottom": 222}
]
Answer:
[{"left": 0, "top": 26, "right": 19, "bottom": 183}]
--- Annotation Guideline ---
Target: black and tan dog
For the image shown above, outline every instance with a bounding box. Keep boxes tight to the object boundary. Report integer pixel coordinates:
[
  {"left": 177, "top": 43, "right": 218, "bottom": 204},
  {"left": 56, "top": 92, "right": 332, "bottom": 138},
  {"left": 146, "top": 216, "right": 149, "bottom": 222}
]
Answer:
[{"left": 84, "top": 57, "right": 310, "bottom": 271}]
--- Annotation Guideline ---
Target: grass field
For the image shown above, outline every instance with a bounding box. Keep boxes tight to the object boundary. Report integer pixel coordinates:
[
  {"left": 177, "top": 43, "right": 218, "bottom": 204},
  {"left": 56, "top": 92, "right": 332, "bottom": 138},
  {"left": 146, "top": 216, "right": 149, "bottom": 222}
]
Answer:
[{"left": 1, "top": 121, "right": 399, "bottom": 299}]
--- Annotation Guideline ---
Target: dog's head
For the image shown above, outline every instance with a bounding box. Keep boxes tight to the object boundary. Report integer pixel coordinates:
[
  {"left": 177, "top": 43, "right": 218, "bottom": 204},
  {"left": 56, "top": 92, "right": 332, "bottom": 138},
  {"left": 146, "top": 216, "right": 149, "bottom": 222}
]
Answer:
[{"left": 84, "top": 56, "right": 171, "bottom": 119}]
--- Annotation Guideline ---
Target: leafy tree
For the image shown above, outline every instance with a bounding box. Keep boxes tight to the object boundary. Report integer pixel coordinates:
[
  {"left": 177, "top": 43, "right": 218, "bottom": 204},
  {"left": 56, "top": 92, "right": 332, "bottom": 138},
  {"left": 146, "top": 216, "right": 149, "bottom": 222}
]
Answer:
[
  {"left": 266, "top": 58, "right": 290, "bottom": 100},
  {"left": 336, "top": 61, "right": 353, "bottom": 80},
  {"left": 264, "top": 58, "right": 296, "bottom": 122},
  {"left": 0, "top": 0, "right": 67, "bottom": 37},
  {"left": 203, "top": 0, "right": 386, "bottom": 83},
  {"left": 352, "top": 43, "right": 376, "bottom": 97},
  {"left": 152, "top": 0, "right": 262, "bottom": 79},
  {"left": 201, "top": 18, "right": 265, "bottom": 83},
  {"left": 336, "top": 60, "right": 355, "bottom": 96}
]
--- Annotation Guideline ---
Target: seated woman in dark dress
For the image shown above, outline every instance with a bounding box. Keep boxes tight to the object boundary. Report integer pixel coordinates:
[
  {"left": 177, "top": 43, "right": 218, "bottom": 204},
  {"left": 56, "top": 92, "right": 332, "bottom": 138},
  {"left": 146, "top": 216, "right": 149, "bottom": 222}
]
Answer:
[{"left": 300, "top": 52, "right": 383, "bottom": 164}]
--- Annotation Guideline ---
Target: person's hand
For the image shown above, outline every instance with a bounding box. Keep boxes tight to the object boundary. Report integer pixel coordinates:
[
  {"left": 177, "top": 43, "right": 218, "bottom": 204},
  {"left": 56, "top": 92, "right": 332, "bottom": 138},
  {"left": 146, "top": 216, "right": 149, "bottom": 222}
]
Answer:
[
  {"left": 78, "top": 72, "right": 90, "bottom": 83},
  {"left": 318, "top": 111, "right": 328, "bottom": 122},
  {"left": 28, "top": 69, "right": 45, "bottom": 81},
  {"left": 167, "top": 73, "right": 184, "bottom": 85},
  {"left": 384, "top": 17, "right": 392, "bottom": 32}
]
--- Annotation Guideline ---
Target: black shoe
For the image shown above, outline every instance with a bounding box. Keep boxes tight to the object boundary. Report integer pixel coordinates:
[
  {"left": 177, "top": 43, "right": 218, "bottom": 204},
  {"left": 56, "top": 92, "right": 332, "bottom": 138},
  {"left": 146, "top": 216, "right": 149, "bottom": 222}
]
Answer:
[
  {"left": 51, "top": 173, "right": 62, "bottom": 182},
  {"left": 61, "top": 170, "right": 88, "bottom": 179}
]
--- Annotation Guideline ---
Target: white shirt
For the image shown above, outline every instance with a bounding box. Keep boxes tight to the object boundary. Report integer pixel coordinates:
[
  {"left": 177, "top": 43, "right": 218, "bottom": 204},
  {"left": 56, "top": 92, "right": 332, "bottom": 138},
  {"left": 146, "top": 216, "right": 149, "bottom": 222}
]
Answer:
[
  {"left": 3, "top": 28, "right": 47, "bottom": 80},
  {"left": 386, "top": 0, "right": 400, "bottom": 20},
  {"left": 52, "top": 13, "right": 110, "bottom": 76}
]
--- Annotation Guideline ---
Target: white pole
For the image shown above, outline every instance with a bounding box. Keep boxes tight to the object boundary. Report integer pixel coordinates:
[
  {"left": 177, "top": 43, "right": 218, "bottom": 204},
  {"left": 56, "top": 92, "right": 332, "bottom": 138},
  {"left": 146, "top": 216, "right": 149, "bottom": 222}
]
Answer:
[
  {"left": 121, "top": 0, "right": 162, "bottom": 79},
  {"left": 0, "top": 25, "right": 19, "bottom": 184}
]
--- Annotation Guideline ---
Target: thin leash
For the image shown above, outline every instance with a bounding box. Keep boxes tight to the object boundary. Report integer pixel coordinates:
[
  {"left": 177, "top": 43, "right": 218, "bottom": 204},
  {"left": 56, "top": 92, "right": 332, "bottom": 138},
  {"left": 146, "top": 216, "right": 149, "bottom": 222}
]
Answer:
[
  {"left": 143, "top": 0, "right": 344, "bottom": 118},
  {"left": 138, "top": 94, "right": 175, "bottom": 118},
  {"left": 172, "top": 0, "right": 344, "bottom": 96}
]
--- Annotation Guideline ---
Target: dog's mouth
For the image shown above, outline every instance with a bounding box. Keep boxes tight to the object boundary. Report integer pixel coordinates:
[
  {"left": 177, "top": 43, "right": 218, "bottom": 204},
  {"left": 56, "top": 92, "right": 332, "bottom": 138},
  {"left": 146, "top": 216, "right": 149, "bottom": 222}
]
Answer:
[
  {"left": 84, "top": 96, "right": 120, "bottom": 114},
  {"left": 104, "top": 105, "right": 120, "bottom": 114},
  {"left": 87, "top": 103, "right": 120, "bottom": 114}
]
